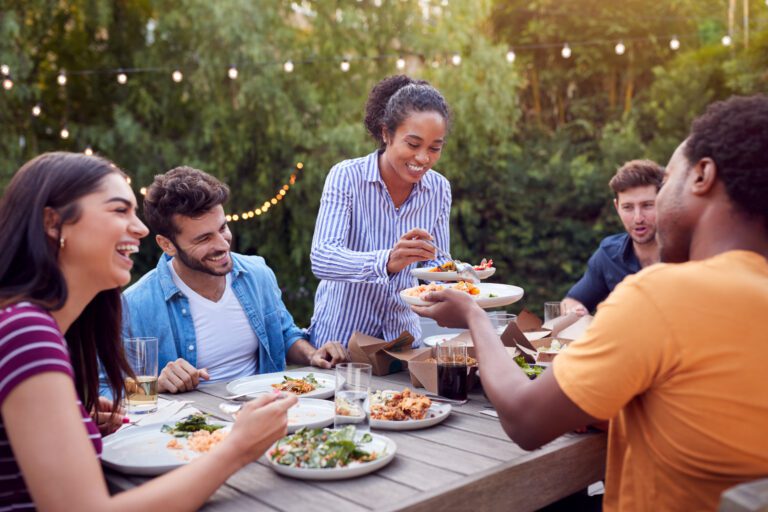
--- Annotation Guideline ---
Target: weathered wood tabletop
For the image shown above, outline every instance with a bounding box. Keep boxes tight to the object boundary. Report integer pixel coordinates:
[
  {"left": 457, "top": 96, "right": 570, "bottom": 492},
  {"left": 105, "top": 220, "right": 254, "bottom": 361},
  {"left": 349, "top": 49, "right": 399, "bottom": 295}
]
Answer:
[{"left": 104, "top": 368, "right": 607, "bottom": 512}]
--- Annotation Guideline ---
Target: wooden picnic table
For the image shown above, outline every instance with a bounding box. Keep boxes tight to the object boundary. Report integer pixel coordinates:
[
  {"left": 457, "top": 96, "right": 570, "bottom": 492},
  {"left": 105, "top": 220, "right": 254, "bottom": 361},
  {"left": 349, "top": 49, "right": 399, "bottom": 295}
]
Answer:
[{"left": 104, "top": 367, "right": 607, "bottom": 512}]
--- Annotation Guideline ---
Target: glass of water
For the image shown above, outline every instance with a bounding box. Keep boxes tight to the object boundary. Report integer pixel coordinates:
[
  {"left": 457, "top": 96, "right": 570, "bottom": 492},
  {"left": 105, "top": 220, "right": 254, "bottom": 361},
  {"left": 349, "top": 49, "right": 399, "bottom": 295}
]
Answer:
[
  {"left": 544, "top": 301, "right": 564, "bottom": 324},
  {"left": 334, "top": 362, "right": 372, "bottom": 433}
]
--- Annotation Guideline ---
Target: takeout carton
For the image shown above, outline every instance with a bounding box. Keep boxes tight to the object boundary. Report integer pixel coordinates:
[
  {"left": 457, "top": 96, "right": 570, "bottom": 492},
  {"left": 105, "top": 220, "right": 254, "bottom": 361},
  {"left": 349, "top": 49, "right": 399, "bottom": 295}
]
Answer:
[
  {"left": 499, "top": 308, "right": 593, "bottom": 364},
  {"left": 406, "top": 345, "right": 489, "bottom": 395},
  {"left": 348, "top": 331, "right": 431, "bottom": 376}
]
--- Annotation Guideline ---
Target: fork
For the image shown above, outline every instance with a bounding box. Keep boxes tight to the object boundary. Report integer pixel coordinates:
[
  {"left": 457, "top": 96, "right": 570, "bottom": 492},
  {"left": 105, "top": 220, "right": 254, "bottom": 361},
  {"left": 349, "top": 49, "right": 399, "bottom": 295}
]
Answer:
[{"left": 424, "top": 240, "right": 481, "bottom": 284}]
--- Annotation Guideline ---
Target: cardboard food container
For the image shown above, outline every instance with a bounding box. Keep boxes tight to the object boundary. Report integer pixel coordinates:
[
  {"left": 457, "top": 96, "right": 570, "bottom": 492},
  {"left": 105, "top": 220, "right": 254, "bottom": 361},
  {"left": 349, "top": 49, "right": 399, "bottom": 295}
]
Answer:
[
  {"left": 499, "top": 309, "right": 593, "bottom": 365},
  {"left": 347, "top": 331, "right": 431, "bottom": 376}
]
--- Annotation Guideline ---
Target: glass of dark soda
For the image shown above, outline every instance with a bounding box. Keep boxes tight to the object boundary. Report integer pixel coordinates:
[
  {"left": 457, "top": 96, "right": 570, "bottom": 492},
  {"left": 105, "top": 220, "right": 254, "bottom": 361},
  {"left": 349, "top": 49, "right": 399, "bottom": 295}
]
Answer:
[{"left": 437, "top": 341, "right": 468, "bottom": 400}]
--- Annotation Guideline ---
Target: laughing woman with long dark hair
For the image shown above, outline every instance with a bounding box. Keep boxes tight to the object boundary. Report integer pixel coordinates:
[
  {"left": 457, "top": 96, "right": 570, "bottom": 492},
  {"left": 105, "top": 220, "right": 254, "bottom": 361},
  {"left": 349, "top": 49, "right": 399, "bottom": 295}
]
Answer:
[{"left": 0, "top": 152, "right": 295, "bottom": 511}]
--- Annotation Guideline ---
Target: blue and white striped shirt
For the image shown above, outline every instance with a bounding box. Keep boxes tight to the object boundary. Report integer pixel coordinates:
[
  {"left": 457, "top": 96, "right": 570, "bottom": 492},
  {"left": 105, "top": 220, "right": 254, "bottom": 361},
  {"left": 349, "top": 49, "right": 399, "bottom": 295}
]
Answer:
[{"left": 308, "top": 150, "right": 452, "bottom": 347}]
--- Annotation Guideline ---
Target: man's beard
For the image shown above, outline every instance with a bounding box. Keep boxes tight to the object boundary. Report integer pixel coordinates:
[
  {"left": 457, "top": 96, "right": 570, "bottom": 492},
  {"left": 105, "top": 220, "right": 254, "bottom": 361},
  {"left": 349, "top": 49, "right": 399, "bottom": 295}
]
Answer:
[{"left": 175, "top": 245, "right": 231, "bottom": 276}]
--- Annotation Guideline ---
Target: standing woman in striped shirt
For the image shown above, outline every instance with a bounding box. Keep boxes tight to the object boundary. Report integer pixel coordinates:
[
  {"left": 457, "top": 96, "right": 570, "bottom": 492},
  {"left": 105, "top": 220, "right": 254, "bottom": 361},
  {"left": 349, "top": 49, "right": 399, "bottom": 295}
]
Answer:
[
  {"left": 0, "top": 152, "right": 295, "bottom": 511},
  {"left": 309, "top": 75, "right": 452, "bottom": 347}
]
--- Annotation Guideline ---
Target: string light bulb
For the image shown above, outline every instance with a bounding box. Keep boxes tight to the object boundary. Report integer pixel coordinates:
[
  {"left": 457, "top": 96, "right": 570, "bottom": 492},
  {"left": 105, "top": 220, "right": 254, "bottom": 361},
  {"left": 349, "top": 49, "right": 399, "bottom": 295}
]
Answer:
[
  {"left": 561, "top": 43, "right": 572, "bottom": 59},
  {"left": 396, "top": 57, "right": 406, "bottom": 70},
  {"left": 117, "top": 72, "right": 128, "bottom": 84},
  {"left": 721, "top": 34, "right": 732, "bottom": 46},
  {"left": 506, "top": 50, "right": 516, "bottom": 63},
  {"left": 126, "top": 177, "right": 132, "bottom": 185},
  {"left": 60, "top": 127, "right": 70, "bottom": 139},
  {"left": 2, "top": 78, "right": 12, "bottom": 90},
  {"left": 57, "top": 72, "right": 67, "bottom": 86},
  {"left": 670, "top": 36, "right": 680, "bottom": 50},
  {"left": 615, "top": 41, "right": 626, "bottom": 55},
  {"left": 32, "top": 104, "right": 41, "bottom": 117},
  {"left": 0, "top": 64, "right": 9, "bottom": 75},
  {"left": 451, "top": 53, "right": 462, "bottom": 66},
  {"left": 228, "top": 66, "right": 238, "bottom": 80},
  {"left": 172, "top": 70, "right": 183, "bottom": 82},
  {"left": 140, "top": 187, "right": 147, "bottom": 196},
  {"left": 84, "top": 146, "right": 94, "bottom": 156},
  {"left": 340, "top": 59, "right": 350, "bottom": 72},
  {"left": 283, "top": 60, "right": 294, "bottom": 73}
]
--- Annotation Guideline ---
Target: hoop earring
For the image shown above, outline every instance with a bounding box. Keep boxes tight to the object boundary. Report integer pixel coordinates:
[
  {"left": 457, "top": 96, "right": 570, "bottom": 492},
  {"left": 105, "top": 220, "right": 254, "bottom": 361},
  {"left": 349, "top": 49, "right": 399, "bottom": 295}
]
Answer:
[{"left": 59, "top": 237, "right": 65, "bottom": 249}]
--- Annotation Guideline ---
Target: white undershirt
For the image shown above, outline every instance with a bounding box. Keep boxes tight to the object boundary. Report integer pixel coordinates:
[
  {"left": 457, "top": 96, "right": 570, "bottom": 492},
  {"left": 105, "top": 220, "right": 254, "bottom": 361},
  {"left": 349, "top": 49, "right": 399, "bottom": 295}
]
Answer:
[{"left": 169, "top": 260, "right": 258, "bottom": 381}]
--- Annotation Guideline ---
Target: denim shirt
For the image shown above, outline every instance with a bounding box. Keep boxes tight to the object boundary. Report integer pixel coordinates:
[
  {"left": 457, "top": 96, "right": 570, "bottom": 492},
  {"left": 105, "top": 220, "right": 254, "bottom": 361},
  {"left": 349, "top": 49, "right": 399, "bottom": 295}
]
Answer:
[
  {"left": 566, "top": 233, "right": 641, "bottom": 312},
  {"left": 99, "top": 253, "right": 305, "bottom": 397}
]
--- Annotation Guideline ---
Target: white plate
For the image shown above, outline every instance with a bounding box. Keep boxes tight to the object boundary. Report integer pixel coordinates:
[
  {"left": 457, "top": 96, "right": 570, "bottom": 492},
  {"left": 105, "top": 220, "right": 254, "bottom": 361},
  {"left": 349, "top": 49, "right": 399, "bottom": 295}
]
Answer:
[
  {"left": 226, "top": 371, "right": 336, "bottom": 400},
  {"left": 422, "top": 333, "right": 460, "bottom": 347},
  {"left": 266, "top": 431, "right": 396, "bottom": 480},
  {"left": 371, "top": 402, "right": 451, "bottom": 431},
  {"left": 411, "top": 267, "right": 496, "bottom": 282},
  {"left": 287, "top": 398, "right": 335, "bottom": 433},
  {"left": 401, "top": 283, "right": 525, "bottom": 309},
  {"left": 101, "top": 421, "right": 232, "bottom": 476}
]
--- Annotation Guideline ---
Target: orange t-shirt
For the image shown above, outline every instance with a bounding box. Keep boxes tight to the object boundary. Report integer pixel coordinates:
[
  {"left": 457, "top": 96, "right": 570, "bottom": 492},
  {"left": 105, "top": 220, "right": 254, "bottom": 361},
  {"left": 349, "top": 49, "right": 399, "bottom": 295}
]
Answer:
[{"left": 554, "top": 250, "right": 768, "bottom": 512}]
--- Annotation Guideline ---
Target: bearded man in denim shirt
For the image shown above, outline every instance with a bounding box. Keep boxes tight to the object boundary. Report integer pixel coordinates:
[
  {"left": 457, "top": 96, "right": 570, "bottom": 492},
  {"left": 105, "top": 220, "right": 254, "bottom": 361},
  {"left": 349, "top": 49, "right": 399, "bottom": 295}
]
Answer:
[{"left": 118, "top": 166, "right": 347, "bottom": 394}]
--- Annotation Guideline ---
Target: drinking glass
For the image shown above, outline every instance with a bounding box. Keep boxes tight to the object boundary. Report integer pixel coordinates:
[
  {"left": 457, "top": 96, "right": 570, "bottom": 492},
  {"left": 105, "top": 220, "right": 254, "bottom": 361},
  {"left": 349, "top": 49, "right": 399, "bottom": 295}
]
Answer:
[
  {"left": 334, "top": 363, "right": 372, "bottom": 433},
  {"left": 123, "top": 337, "right": 159, "bottom": 414},
  {"left": 544, "top": 301, "right": 564, "bottom": 324},
  {"left": 437, "top": 341, "right": 468, "bottom": 400},
  {"left": 488, "top": 312, "right": 518, "bottom": 335}
]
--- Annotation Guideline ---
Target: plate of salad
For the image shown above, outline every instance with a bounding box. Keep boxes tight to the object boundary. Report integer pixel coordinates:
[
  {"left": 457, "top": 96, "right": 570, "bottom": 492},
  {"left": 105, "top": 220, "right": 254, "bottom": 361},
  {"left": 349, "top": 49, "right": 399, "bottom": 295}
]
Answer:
[
  {"left": 226, "top": 371, "right": 337, "bottom": 400},
  {"left": 266, "top": 426, "right": 396, "bottom": 480},
  {"left": 101, "top": 414, "right": 231, "bottom": 476}
]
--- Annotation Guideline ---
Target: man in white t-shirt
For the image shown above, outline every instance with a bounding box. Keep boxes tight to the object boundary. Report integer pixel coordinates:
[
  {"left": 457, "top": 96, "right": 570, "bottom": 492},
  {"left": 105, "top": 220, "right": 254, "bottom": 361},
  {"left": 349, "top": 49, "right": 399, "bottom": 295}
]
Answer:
[{"left": 121, "top": 166, "right": 348, "bottom": 393}]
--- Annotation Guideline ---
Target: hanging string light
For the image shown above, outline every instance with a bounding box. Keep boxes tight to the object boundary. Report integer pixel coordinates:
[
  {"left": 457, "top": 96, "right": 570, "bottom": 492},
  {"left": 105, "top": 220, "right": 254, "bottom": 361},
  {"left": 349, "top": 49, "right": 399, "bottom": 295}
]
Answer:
[
  {"left": 224, "top": 162, "right": 303, "bottom": 223},
  {"left": 506, "top": 49, "right": 516, "bottom": 63},
  {"left": 396, "top": 57, "right": 406, "bottom": 70},
  {"left": 171, "top": 70, "right": 183, "bottom": 82},
  {"left": 340, "top": 59, "right": 351, "bottom": 72},
  {"left": 670, "top": 36, "right": 680, "bottom": 50},
  {"left": 283, "top": 60, "right": 294, "bottom": 73},
  {"left": 2, "top": 77, "right": 12, "bottom": 90},
  {"left": 0, "top": 64, "right": 9, "bottom": 75},
  {"left": 614, "top": 41, "right": 626, "bottom": 55},
  {"left": 31, "top": 104, "right": 41, "bottom": 117},
  {"left": 60, "top": 127, "right": 70, "bottom": 139},
  {"left": 451, "top": 53, "right": 462, "bottom": 66},
  {"left": 117, "top": 72, "right": 128, "bottom": 84},
  {"left": 57, "top": 71, "right": 67, "bottom": 86},
  {"left": 84, "top": 146, "right": 94, "bottom": 156},
  {"left": 721, "top": 34, "right": 733, "bottom": 46},
  {"left": 561, "top": 43, "right": 572, "bottom": 59},
  {"left": 228, "top": 66, "right": 238, "bottom": 79}
]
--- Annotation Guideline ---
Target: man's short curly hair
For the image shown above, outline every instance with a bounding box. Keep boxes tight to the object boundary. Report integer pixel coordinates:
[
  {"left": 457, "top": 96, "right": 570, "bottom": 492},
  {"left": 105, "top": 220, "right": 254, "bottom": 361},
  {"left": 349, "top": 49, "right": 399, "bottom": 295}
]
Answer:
[
  {"left": 143, "top": 166, "right": 229, "bottom": 239},
  {"left": 684, "top": 95, "right": 768, "bottom": 229}
]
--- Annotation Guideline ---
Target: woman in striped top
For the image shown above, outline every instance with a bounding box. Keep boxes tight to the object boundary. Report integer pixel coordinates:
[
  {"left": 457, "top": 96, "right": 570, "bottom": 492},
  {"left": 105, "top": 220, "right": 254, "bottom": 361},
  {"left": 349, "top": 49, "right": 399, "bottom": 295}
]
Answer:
[
  {"left": 309, "top": 75, "right": 453, "bottom": 347},
  {"left": 0, "top": 153, "right": 296, "bottom": 511}
]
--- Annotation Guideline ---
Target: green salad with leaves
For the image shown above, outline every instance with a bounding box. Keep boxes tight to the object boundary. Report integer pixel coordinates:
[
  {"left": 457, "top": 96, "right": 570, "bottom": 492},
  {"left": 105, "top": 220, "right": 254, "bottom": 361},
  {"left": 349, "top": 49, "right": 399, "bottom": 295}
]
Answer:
[
  {"left": 269, "top": 426, "right": 379, "bottom": 469},
  {"left": 161, "top": 414, "right": 224, "bottom": 437},
  {"left": 514, "top": 356, "right": 546, "bottom": 379}
]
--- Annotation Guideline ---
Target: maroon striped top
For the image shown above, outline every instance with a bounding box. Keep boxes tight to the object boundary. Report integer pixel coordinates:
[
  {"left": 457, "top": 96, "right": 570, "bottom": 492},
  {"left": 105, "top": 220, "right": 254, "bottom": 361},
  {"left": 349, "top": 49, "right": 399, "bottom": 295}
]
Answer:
[{"left": 0, "top": 302, "right": 102, "bottom": 510}]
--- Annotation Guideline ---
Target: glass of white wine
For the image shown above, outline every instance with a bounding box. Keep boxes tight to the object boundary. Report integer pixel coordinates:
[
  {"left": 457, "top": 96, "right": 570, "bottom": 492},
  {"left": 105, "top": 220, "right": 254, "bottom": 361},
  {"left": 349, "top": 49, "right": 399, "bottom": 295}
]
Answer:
[{"left": 124, "top": 337, "right": 159, "bottom": 414}]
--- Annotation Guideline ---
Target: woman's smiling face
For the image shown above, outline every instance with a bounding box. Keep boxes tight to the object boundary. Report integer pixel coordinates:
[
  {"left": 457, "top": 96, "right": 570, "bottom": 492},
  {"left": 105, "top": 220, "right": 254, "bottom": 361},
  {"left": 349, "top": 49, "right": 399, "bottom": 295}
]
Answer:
[{"left": 380, "top": 110, "right": 447, "bottom": 187}]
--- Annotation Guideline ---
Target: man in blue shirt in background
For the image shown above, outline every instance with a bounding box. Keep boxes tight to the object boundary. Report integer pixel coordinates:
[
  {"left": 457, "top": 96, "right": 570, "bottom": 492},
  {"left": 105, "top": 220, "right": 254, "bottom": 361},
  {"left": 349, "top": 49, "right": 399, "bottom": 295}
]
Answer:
[
  {"left": 119, "top": 166, "right": 347, "bottom": 394},
  {"left": 562, "top": 160, "right": 664, "bottom": 315}
]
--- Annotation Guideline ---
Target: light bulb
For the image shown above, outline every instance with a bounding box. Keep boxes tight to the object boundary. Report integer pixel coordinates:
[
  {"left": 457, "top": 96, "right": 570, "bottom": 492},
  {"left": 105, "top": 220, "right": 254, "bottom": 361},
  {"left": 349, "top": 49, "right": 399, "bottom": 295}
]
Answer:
[
  {"left": 340, "top": 59, "right": 350, "bottom": 72},
  {"left": 57, "top": 72, "right": 67, "bottom": 86},
  {"left": 451, "top": 53, "right": 461, "bottom": 66},
  {"left": 172, "top": 70, "right": 183, "bottom": 82},
  {"left": 561, "top": 43, "right": 572, "bottom": 59},
  {"left": 60, "top": 128, "right": 69, "bottom": 139},
  {"left": 615, "top": 42, "right": 626, "bottom": 55},
  {"left": 506, "top": 50, "right": 516, "bottom": 63},
  {"left": 721, "top": 35, "right": 732, "bottom": 46},
  {"left": 84, "top": 146, "right": 93, "bottom": 156},
  {"left": 117, "top": 72, "right": 127, "bottom": 84},
  {"left": 396, "top": 57, "right": 406, "bottom": 70},
  {"left": 140, "top": 187, "right": 147, "bottom": 196},
  {"left": 0, "top": 64, "right": 9, "bottom": 75},
  {"left": 32, "top": 104, "right": 41, "bottom": 117},
  {"left": 284, "top": 60, "right": 294, "bottom": 73},
  {"left": 670, "top": 37, "right": 680, "bottom": 50},
  {"left": 228, "top": 66, "right": 238, "bottom": 80},
  {"left": 2, "top": 78, "right": 12, "bottom": 90}
]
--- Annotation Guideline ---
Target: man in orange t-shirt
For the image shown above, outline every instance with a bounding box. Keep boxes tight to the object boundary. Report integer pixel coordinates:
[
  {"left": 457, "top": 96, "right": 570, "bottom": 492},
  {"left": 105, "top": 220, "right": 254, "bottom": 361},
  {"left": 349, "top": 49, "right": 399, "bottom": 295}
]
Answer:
[{"left": 413, "top": 94, "right": 768, "bottom": 511}]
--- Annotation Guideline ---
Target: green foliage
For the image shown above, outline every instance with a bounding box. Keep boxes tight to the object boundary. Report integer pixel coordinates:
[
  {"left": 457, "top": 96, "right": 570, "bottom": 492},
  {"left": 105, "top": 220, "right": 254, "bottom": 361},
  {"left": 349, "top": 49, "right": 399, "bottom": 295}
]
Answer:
[{"left": 1, "top": 0, "right": 767, "bottom": 324}]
